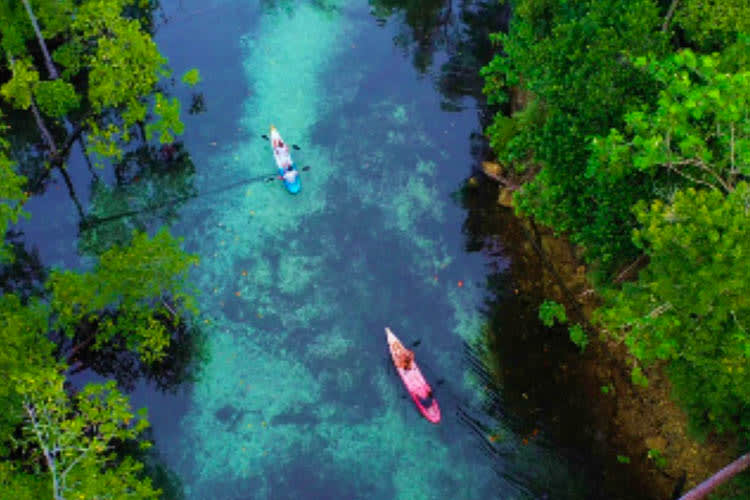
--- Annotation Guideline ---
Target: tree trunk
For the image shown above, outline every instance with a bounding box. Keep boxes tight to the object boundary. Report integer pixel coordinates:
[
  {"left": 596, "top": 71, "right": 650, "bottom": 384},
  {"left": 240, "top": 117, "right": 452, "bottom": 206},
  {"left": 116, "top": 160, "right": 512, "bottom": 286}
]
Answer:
[
  {"left": 21, "top": 0, "right": 59, "bottom": 79},
  {"left": 678, "top": 452, "right": 750, "bottom": 500},
  {"left": 23, "top": 402, "right": 63, "bottom": 500},
  {"left": 30, "top": 99, "right": 59, "bottom": 155}
]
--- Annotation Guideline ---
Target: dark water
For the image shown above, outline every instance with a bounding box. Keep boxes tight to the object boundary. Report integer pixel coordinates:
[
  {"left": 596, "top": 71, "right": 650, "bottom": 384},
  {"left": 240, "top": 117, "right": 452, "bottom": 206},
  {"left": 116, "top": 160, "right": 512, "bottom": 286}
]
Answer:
[{"left": 8, "top": 0, "right": 638, "bottom": 498}]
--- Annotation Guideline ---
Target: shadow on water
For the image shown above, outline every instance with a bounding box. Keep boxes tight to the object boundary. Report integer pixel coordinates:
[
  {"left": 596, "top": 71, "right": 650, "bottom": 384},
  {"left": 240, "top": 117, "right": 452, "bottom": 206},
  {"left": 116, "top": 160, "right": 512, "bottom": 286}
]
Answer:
[
  {"left": 65, "top": 314, "right": 210, "bottom": 393},
  {"left": 368, "top": 0, "right": 510, "bottom": 113},
  {"left": 456, "top": 178, "right": 659, "bottom": 499},
  {"left": 119, "top": 427, "right": 188, "bottom": 500},
  {"left": 0, "top": 231, "right": 48, "bottom": 301},
  {"left": 78, "top": 141, "right": 197, "bottom": 256}
]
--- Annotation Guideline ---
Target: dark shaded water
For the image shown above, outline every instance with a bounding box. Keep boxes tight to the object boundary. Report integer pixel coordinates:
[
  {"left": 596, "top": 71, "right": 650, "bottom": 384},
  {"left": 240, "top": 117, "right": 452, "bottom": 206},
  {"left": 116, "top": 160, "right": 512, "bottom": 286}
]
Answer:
[{"left": 7, "top": 0, "right": 648, "bottom": 498}]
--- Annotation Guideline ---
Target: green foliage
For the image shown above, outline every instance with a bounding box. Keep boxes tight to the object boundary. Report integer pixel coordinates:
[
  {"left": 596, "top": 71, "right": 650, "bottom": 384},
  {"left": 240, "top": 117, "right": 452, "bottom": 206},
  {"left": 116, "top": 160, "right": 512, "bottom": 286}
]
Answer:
[
  {"left": 181, "top": 68, "right": 201, "bottom": 87},
  {"left": 34, "top": 0, "right": 76, "bottom": 39},
  {"left": 631, "top": 363, "right": 648, "bottom": 387},
  {"left": 600, "top": 383, "right": 614, "bottom": 395},
  {"left": 85, "top": 16, "right": 167, "bottom": 115},
  {"left": 591, "top": 49, "right": 750, "bottom": 194},
  {"left": 72, "top": 1, "right": 172, "bottom": 160},
  {"left": 52, "top": 38, "right": 86, "bottom": 79},
  {"left": 0, "top": 461, "right": 48, "bottom": 499},
  {"left": 0, "top": 147, "right": 28, "bottom": 262},
  {"left": 484, "top": 99, "right": 544, "bottom": 171},
  {"left": 481, "top": 0, "right": 667, "bottom": 272},
  {"left": 599, "top": 184, "right": 750, "bottom": 433},
  {"left": 0, "top": 2, "right": 33, "bottom": 55},
  {"left": 483, "top": 0, "right": 750, "bottom": 446},
  {"left": 86, "top": 121, "right": 127, "bottom": 161},
  {"left": 538, "top": 299, "right": 567, "bottom": 327},
  {"left": 568, "top": 324, "right": 588, "bottom": 352},
  {"left": 647, "top": 448, "right": 667, "bottom": 469},
  {"left": 145, "top": 93, "right": 185, "bottom": 144},
  {"left": 0, "top": 58, "right": 40, "bottom": 110},
  {"left": 0, "top": 4, "right": 198, "bottom": 495},
  {"left": 675, "top": 0, "right": 750, "bottom": 50},
  {"left": 49, "top": 229, "right": 199, "bottom": 363},
  {"left": 616, "top": 455, "right": 630, "bottom": 464},
  {"left": 0, "top": 0, "right": 185, "bottom": 165},
  {"left": 0, "top": 294, "right": 54, "bottom": 455},
  {"left": 33, "top": 79, "right": 80, "bottom": 117},
  {"left": 15, "top": 370, "right": 159, "bottom": 499}
]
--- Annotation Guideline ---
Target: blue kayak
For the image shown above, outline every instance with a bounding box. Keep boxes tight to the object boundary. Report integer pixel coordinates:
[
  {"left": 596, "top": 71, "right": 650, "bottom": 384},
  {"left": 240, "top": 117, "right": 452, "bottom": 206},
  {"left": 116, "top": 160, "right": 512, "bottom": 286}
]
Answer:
[{"left": 269, "top": 126, "right": 301, "bottom": 194}]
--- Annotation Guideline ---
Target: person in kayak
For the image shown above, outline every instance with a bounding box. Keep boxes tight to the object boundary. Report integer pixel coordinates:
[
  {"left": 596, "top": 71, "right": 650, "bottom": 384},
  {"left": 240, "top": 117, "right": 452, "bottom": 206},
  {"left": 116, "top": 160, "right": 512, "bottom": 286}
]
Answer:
[
  {"left": 392, "top": 341, "right": 415, "bottom": 370},
  {"left": 281, "top": 165, "right": 298, "bottom": 184}
]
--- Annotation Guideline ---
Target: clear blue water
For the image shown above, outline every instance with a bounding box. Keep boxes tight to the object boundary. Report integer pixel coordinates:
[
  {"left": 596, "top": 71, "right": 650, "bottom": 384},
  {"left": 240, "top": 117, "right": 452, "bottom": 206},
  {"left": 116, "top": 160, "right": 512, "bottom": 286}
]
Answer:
[{"left": 13, "top": 0, "right": 596, "bottom": 498}]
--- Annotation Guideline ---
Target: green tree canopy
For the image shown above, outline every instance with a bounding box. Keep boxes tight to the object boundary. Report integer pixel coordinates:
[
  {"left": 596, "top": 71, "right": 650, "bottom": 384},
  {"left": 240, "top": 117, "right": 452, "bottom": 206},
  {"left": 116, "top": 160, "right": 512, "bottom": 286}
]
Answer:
[
  {"left": 0, "top": 130, "right": 28, "bottom": 261},
  {"left": 481, "top": 0, "right": 668, "bottom": 272},
  {"left": 598, "top": 184, "right": 750, "bottom": 435},
  {"left": 50, "top": 229, "right": 199, "bottom": 363},
  {"left": 590, "top": 46, "right": 750, "bottom": 194},
  {"left": 0, "top": 0, "right": 193, "bottom": 166},
  {"left": 15, "top": 370, "right": 159, "bottom": 500}
]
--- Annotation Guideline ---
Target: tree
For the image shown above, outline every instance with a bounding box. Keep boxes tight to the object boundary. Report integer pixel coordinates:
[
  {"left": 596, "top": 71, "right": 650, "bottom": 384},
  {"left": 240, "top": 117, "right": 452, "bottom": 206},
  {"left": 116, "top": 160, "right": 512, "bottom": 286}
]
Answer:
[
  {"left": 50, "top": 228, "right": 199, "bottom": 364},
  {"left": 0, "top": 0, "right": 195, "bottom": 169},
  {"left": 0, "top": 293, "right": 54, "bottom": 451},
  {"left": 0, "top": 128, "right": 28, "bottom": 261},
  {"left": 0, "top": 227, "right": 197, "bottom": 499},
  {"left": 590, "top": 45, "right": 750, "bottom": 195},
  {"left": 481, "top": 0, "right": 668, "bottom": 274},
  {"left": 673, "top": 0, "right": 750, "bottom": 51},
  {"left": 15, "top": 370, "right": 159, "bottom": 500},
  {"left": 597, "top": 184, "right": 750, "bottom": 435},
  {"left": 0, "top": 3, "right": 201, "bottom": 497}
]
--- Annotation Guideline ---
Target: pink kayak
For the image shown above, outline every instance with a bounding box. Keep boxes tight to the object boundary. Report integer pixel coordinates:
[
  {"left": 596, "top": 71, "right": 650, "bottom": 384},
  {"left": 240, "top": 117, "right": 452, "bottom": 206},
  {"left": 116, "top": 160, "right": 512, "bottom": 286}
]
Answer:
[{"left": 385, "top": 327, "right": 441, "bottom": 424}]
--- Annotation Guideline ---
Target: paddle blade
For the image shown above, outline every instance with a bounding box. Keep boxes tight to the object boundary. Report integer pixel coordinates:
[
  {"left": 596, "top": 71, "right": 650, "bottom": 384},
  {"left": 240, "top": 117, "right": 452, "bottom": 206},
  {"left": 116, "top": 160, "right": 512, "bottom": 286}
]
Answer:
[
  {"left": 261, "top": 134, "right": 269, "bottom": 140},
  {"left": 301, "top": 165, "right": 311, "bottom": 171},
  {"left": 412, "top": 339, "right": 421, "bottom": 347},
  {"left": 292, "top": 144, "right": 301, "bottom": 150}
]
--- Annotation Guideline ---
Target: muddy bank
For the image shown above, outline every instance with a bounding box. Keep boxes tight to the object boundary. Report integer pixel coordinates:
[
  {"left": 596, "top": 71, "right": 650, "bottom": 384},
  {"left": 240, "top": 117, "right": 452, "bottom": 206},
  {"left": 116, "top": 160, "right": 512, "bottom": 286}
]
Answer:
[{"left": 462, "top": 178, "right": 738, "bottom": 499}]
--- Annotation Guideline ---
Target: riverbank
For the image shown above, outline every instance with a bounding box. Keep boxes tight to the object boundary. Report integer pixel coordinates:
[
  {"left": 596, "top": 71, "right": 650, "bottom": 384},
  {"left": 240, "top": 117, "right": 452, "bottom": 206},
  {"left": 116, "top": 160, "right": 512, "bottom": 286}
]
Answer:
[{"left": 464, "top": 175, "right": 739, "bottom": 499}]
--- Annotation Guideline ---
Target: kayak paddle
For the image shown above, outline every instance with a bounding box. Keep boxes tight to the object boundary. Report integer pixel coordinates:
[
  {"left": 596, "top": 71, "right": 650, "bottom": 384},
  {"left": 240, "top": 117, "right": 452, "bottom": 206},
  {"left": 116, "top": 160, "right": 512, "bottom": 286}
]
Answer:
[{"left": 261, "top": 133, "right": 301, "bottom": 150}]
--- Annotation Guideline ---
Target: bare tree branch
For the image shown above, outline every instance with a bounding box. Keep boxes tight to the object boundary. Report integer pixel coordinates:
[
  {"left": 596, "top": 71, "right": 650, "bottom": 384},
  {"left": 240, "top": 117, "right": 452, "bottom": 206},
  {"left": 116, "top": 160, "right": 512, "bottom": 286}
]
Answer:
[
  {"left": 23, "top": 402, "right": 64, "bottom": 500},
  {"left": 664, "top": 161, "right": 721, "bottom": 191}
]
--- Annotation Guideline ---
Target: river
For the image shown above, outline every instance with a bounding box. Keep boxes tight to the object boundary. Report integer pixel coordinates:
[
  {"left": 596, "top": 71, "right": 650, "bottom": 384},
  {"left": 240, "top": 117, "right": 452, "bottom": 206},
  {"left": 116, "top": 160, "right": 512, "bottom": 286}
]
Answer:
[{"left": 13, "top": 0, "right": 622, "bottom": 498}]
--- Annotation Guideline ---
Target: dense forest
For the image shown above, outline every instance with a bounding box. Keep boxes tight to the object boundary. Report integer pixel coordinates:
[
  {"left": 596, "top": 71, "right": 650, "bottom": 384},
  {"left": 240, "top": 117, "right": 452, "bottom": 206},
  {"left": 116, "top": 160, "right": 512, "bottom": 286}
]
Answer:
[
  {"left": 481, "top": 0, "right": 750, "bottom": 488},
  {"left": 0, "top": 0, "right": 201, "bottom": 497}
]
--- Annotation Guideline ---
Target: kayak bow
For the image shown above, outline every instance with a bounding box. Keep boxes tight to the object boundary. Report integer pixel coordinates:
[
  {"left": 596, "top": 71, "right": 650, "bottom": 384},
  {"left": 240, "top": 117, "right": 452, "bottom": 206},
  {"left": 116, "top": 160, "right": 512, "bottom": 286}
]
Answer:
[{"left": 385, "top": 327, "right": 441, "bottom": 424}]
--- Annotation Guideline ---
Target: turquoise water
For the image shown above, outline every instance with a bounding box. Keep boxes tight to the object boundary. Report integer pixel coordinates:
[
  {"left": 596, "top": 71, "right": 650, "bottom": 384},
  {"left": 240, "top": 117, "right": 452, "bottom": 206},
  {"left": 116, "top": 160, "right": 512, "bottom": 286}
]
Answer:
[
  {"left": 13, "top": 0, "right": 594, "bottom": 498},
  {"left": 145, "top": 1, "right": 588, "bottom": 498},
  {"left": 158, "top": 2, "right": 495, "bottom": 498},
  {"left": 164, "top": 3, "right": 502, "bottom": 498}
]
